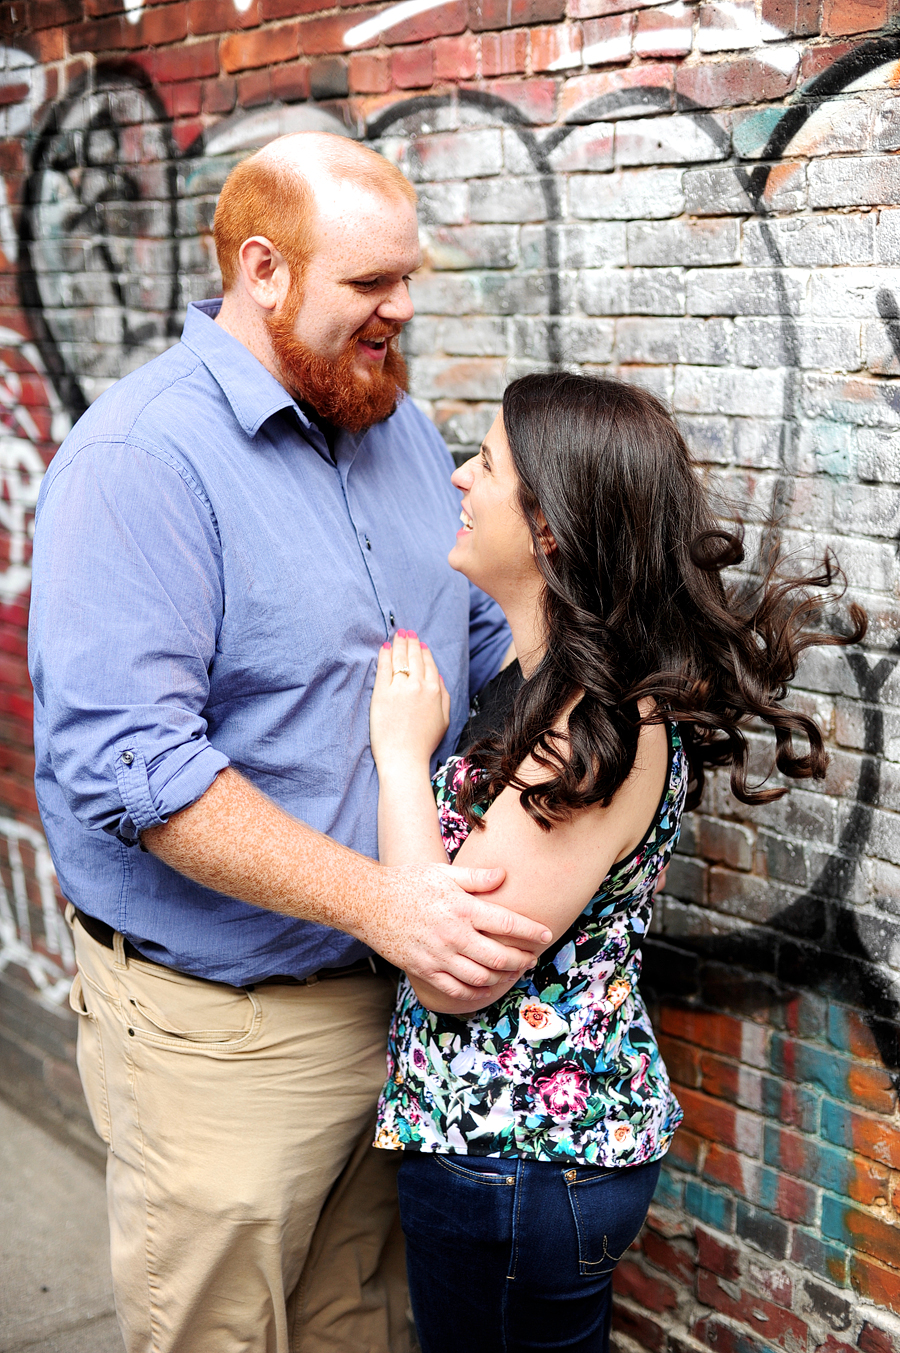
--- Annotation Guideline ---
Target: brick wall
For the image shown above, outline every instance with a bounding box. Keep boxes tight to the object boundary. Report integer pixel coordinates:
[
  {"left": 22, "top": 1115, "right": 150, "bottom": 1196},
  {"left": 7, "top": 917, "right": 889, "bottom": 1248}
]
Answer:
[{"left": 0, "top": 0, "right": 899, "bottom": 1348}]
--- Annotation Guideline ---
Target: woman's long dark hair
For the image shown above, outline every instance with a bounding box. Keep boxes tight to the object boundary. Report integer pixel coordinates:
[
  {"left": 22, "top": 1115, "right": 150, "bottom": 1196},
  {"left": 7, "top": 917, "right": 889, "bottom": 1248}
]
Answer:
[{"left": 456, "top": 372, "right": 866, "bottom": 830}]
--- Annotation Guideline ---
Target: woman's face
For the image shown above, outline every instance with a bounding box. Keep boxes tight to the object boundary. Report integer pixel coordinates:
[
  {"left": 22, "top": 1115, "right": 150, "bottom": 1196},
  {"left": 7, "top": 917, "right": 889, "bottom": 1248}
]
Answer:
[{"left": 448, "top": 411, "right": 541, "bottom": 601}]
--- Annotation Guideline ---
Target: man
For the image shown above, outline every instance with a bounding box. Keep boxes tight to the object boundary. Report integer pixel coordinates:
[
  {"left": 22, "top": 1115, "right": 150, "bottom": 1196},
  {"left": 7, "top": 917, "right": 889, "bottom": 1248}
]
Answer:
[{"left": 28, "top": 133, "right": 547, "bottom": 1353}]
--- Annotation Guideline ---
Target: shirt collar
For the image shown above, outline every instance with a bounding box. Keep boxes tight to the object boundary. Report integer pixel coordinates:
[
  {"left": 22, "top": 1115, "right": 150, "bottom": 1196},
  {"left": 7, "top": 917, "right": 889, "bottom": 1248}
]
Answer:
[{"left": 181, "top": 299, "right": 314, "bottom": 440}]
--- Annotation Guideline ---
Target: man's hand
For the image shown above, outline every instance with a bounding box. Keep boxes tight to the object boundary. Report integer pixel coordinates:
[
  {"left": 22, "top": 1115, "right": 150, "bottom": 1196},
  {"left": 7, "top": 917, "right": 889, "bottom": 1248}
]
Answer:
[{"left": 362, "top": 861, "right": 550, "bottom": 1000}]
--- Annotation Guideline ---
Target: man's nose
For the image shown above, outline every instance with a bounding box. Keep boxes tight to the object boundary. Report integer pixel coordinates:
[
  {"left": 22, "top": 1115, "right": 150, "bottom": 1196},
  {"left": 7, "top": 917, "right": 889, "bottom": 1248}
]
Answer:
[{"left": 377, "top": 279, "right": 415, "bottom": 324}]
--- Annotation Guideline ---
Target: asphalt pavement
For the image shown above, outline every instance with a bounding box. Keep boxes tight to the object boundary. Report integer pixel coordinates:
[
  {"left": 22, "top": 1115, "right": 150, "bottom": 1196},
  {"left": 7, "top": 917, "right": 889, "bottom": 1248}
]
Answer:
[{"left": 0, "top": 1097, "right": 122, "bottom": 1353}]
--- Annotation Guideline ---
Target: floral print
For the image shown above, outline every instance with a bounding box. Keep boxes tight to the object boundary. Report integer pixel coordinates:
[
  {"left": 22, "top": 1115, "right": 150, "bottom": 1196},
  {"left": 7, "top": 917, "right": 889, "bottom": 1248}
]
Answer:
[{"left": 374, "top": 725, "right": 687, "bottom": 1167}]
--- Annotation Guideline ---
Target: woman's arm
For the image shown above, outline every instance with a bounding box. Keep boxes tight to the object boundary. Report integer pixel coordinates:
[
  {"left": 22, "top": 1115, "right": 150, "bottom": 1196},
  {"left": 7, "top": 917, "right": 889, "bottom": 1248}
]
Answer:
[
  {"left": 370, "top": 632, "right": 451, "bottom": 868},
  {"left": 430, "top": 716, "right": 670, "bottom": 1015}
]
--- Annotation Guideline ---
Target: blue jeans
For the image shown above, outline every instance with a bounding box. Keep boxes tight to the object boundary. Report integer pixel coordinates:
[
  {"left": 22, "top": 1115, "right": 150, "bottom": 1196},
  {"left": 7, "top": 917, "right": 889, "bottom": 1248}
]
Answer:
[{"left": 398, "top": 1152, "right": 661, "bottom": 1353}]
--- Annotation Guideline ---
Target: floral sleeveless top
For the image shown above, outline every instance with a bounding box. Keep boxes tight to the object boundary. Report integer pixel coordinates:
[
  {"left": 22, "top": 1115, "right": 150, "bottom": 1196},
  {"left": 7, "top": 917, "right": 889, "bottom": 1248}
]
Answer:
[{"left": 374, "top": 711, "right": 687, "bottom": 1168}]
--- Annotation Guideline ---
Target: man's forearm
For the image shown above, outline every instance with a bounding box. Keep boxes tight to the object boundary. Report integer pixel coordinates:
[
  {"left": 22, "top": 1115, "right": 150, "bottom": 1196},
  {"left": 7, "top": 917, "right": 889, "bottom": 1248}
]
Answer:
[{"left": 142, "top": 767, "right": 377, "bottom": 940}]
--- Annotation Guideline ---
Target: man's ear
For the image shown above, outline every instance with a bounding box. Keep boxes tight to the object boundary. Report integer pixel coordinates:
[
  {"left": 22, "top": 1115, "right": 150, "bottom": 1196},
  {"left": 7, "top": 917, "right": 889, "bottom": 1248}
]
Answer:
[{"left": 238, "top": 236, "right": 291, "bottom": 313}]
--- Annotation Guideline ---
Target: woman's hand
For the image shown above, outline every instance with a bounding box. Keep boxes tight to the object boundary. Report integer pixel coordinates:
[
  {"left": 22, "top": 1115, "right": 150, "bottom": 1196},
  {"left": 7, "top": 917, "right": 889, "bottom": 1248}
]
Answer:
[{"left": 370, "top": 630, "right": 450, "bottom": 773}]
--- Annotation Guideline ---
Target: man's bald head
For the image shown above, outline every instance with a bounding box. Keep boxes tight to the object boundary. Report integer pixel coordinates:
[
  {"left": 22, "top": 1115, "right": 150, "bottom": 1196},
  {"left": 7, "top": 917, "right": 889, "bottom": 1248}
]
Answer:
[{"left": 213, "top": 132, "right": 417, "bottom": 293}]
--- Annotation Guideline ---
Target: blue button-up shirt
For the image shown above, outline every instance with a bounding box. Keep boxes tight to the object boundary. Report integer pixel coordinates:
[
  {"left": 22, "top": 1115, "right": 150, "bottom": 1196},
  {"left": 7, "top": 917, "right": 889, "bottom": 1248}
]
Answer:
[{"left": 29, "top": 300, "right": 509, "bottom": 985}]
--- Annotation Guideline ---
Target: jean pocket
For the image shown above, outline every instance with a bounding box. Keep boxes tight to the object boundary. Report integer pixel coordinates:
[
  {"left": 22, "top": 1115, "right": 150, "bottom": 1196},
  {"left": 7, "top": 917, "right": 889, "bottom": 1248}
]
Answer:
[
  {"left": 433, "top": 1155, "right": 517, "bottom": 1186},
  {"left": 69, "top": 972, "right": 112, "bottom": 1148},
  {"left": 565, "top": 1159, "right": 661, "bottom": 1277},
  {"left": 119, "top": 965, "right": 262, "bottom": 1053}
]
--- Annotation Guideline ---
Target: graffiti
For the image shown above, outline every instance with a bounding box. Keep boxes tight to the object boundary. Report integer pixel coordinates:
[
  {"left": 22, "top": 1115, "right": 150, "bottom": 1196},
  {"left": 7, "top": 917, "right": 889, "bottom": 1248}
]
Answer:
[{"left": 0, "top": 815, "right": 72, "bottom": 1005}]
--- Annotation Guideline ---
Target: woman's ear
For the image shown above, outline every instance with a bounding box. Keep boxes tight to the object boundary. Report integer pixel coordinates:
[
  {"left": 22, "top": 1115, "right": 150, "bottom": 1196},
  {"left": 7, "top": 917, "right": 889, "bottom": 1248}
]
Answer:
[{"left": 533, "top": 512, "right": 558, "bottom": 558}]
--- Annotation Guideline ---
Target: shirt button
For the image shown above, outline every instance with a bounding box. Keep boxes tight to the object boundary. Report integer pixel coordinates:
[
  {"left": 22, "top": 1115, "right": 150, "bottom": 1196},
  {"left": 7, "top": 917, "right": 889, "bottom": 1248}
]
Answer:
[
  {"left": 389, "top": 612, "right": 395, "bottom": 626},
  {"left": 121, "top": 751, "right": 134, "bottom": 766},
  {"left": 365, "top": 535, "right": 372, "bottom": 550}
]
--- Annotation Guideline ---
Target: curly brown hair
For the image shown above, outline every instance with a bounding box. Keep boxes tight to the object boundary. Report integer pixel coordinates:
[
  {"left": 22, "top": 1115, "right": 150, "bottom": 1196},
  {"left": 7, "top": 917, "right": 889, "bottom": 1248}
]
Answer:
[{"left": 456, "top": 371, "right": 866, "bottom": 831}]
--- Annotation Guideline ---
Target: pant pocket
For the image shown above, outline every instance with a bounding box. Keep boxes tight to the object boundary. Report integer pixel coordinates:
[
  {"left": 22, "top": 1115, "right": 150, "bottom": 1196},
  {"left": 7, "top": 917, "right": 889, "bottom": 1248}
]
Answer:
[
  {"left": 69, "top": 971, "right": 112, "bottom": 1149},
  {"left": 565, "top": 1159, "right": 661, "bottom": 1277}
]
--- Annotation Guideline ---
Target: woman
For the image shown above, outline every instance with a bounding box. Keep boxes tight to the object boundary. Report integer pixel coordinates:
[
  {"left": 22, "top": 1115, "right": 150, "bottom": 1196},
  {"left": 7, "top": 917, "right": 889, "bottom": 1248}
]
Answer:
[{"left": 368, "top": 373, "right": 863, "bottom": 1353}]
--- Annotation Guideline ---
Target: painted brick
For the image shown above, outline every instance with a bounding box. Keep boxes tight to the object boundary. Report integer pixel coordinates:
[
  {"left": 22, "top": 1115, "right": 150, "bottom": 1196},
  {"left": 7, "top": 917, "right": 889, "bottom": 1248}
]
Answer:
[
  {"left": 685, "top": 1181, "right": 736, "bottom": 1233},
  {"left": 678, "top": 1086, "right": 763, "bottom": 1155},
  {"left": 697, "top": 1226, "right": 741, "bottom": 1279},
  {"left": 634, "top": 2, "right": 694, "bottom": 57},
  {"left": 580, "top": 265, "right": 685, "bottom": 316},
  {"left": 642, "top": 1228, "right": 697, "bottom": 1286},
  {"left": 569, "top": 167, "right": 684, "bottom": 220},
  {"left": 851, "top": 1256, "right": 900, "bottom": 1316},
  {"left": 482, "top": 78, "right": 558, "bottom": 124},
  {"left": 425, "top": 224, "right": 518, "bottom": 269},
  {"left": 468, "top": 0, "right": 566, "bottom": 29},
  {"left": 581, "top": 12, "right": 633, "bottom": 64},
  {"left": 859, "top": 1322, "right": 900, "bottom": 1353},
  {"left": 822, "top": 0, "right": 889, "bottom": 32},
  {"left": 761, "top": 0, "right": 821, "bottom": 34},
  {"left": 802, "top": 1282, "right": 854, "bottom": 1333},
  {"left": 469, "top": 176, "right": 549, "bottom": 222},
  {"left": 697, "top": 1272, "right": 809, "bottom": 1346},
  {"left": 408, "top": 129, "right": 503, "bottom": 181},
  {"left": 612, "top": 1303, "right": 668, "bottom": 1353},
  {"left": 531, "top": 23, "right": 583, "bottom": 70},
  {"left": 792, "top": 1230, "right": 849, "bottom": 1286},
  {"left": 558, "top": 65, "right": 675, "bottom": 122},
  {"left": 821, "top": 1195, "right": 900, "bottom": 1269},
  {"left": 695, "top": 1315, "right": 779, "bottom": 1353},
  {"left": 628, "top": 217, "right": 739, "bottom": 267},
  {"left": 703, "top": 1141, "right": 762, "bottom": 1193},
  {"left": 686, "top": 267, "right": 808, "bottom": 316},
  {"left": 809, "top": 156, "right": 900, "bottom": 209},
  {"left": 385, "top": 0, "right": 467, "bottom": 42},
  {"left": 764, "top": 1125, "right": 890, "bottom": 1205},
  {"left": 616, "top": 112, "right": 730, "bottom": 167},
  {"left": 820, "top": 1101, "right": 900, "bottom": 1170},
  {"left": 675, "top": 54, "right": 799, "bottom": 108},
  {"left": 735, "top": 1202, "right": 790, "bottom": 1260},
  {"left": 188, "top": 0, "right": 260, "bottom": 34}
]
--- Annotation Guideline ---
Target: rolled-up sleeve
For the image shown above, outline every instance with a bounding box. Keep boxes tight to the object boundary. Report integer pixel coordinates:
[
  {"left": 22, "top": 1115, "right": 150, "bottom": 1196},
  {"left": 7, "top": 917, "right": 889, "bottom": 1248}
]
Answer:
[{"left": 29, "top": 439, "right": 229, "bottom": 844}]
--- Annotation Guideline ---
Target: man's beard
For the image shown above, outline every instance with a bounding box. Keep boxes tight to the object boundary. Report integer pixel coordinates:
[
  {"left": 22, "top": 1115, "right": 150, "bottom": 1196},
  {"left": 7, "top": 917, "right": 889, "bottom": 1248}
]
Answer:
[{"left": 266, "top": 292, "right": 408, "bottom": 434}]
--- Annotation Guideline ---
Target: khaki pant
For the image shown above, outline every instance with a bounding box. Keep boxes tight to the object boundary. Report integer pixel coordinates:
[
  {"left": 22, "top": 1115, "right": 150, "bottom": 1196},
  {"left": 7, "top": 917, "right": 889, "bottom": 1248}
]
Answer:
[{"left": 69, "top": 911, "right": 409, "bottom": 1353}]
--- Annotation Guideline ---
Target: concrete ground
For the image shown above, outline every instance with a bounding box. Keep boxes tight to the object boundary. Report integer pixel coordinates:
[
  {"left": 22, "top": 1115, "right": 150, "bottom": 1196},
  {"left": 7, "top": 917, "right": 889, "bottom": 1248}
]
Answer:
[{"left": 0, "top": 1098, "right": 122, "bottom": 1353}]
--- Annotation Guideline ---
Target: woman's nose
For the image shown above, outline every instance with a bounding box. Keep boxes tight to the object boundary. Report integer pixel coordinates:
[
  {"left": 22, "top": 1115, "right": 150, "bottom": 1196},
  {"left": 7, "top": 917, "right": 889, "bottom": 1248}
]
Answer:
[{"left": 451, "top": 457, "right": 477, "bottom": 489}]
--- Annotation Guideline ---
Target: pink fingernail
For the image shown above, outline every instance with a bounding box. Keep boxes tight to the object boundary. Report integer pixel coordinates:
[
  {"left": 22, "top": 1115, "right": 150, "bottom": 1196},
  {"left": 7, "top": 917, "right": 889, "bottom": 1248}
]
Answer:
[
  {"left": 382, "top": 641, "right": 391, "bottom": 649},
  {"left": 397, "top": 628, "right": 407, "bottom": 638},
  {"left": 408, "top": 630, "right": 418, "bottom": 638},
  {"left": 420, "top": 641, "right": 428, "bottom": 649}
]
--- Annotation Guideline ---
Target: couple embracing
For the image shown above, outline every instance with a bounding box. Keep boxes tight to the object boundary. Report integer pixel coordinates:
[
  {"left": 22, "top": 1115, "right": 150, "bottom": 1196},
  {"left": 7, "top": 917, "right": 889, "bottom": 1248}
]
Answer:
[{"left": 29, "top": 133, "right": 860, "bottom": 1353}]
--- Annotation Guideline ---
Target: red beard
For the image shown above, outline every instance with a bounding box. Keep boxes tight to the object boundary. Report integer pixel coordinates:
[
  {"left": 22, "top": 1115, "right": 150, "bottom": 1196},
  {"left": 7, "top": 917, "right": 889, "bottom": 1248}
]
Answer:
[{"left": 266, "top": 294, "right": 408, "bottom": 434}]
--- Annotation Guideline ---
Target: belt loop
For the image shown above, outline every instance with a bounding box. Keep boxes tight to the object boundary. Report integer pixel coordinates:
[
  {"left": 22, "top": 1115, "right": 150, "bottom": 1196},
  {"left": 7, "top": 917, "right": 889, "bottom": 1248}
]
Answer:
[
  {"left": 64, "top": 901, "right": 75, "bottom": 930},
  {"left": 112, "top": 930, "right": 128, "bottom": 971}
]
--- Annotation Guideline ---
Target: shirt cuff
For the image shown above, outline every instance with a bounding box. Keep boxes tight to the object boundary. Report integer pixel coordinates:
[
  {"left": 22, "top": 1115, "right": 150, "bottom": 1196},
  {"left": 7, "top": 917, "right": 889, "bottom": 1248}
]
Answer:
[{"left": 113, "top": 736, "right": 230, "bottom": 845}]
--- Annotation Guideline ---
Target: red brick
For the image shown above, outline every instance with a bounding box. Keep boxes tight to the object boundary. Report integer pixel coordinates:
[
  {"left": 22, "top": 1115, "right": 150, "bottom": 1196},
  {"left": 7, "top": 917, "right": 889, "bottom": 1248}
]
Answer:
[
  {"left": 151, "top": 38, "right": 219, "bottom": 81},
  {"left": 851, "top": 1255, "right": 900, "bottom": 1316},
  {"left": 859, "top": 1321, "right": 900, "bottom": 1353},
  {"left": 798, "top": 36, "right": 855, "bottom": 79},
  {"left": 392, "top": 43, "right": 434, "bottom": 87},
  {"left": 659, "top": 1035, "right": 702, "bottom": 1088},
  {"left": 271, "top": 63, "right": 311, "bottom": 101},
  {"left": 697, "top": 1227, "right": 741, "bottom": 1281},
  {"left": 298, "top": 12, "right": 366, "bottom": 53},
  {"left": 0, "top": 81, "right": 28, "bottom": 109},
  {"left": 189, "top": 0, "right": 260, "bottom": 32},
  {"left": 704, "top": 1142, "right": 759, "bottom": 1194},
  {"left": 662, "top": 1010, "right": 749, "bottom": 1060},
  {"left": 815, "top": 1338, "right": 856, "bottom": 1353},
  {"left": 30, "top": 0, "right": 81, "bottom": 26},
  {"left": 614, "top": 1259, "right": 679, "bottom": 1312},
  {"left": 761, "top": 0, "right": 820, "bottom": 33},
  {"left": 840, "top": 1205, "right": 900, "bottom": 1270},
  {"left": 531, "top": 22, "right": 583, "bottom": 69},
  {"left": 137, "top": 2, "right": 188, "bottom": 45},
  {"left": 481, "top": 76, "right": 557, "bottom": 122},
  {"left": 203, "top": 77, "right": 237, "bottom": 113},
  {"left": 0, "top": 773, "right": 38, "bottom": 813},
  {"left": 612, "top": 1303, "right": 667, "bottom": 1353},
  {"left": 697, "top": 1274, "right": 810, "bottom": 1350},
  {"left": 387, "top": 0, "right": 468, "bottom": 42},
  {"left": 695, "top": 1317, "right": 774, "bottom": 1353},
  {"left": 469, "top": 0, "right": 566, "bottom": 29},
  {"left": 843, "top": 1107, "right": 900, "bottom": 1171},
  {"left": 68, "top": 15, "right": 134, "bottom": 52},
  {"left": 263, "top": 0, "right": 334, "bottom": 13},
  {"left": 678, "top": 1088, "right": 762, "bottom": 1156},
  {"left": 669, "top": 1128, "right": 704, "bottom": 1173},
  {"left": 482, "top": 28, "right": 528, "bottom": 75},
  {"left": 236, "top": 68, "right": 271, "bottom": 107},
  {"left": 433, "top": 34, "right": 478, "bottom": 80},
  {"left": 642, "top": 1229, "right": 696, "bottom": 1286},
  {"left": 222, "top": 23, "right": 300, "bottom": 72},
  {"left": 634, "top": 2, "right": 693, "bottom": 55},
  {"left": 18, "top": 26, "right": 67, "bottom": 60},
  {"left": 170, "top": 80, "right": 202, "bottom": 118},
  {"left": 349, "top": 53, "right": 391, "bottom": 92},
  {"left": 848, "top": 1063, "right": 896, "bottom": 1116},
  {"left": 581, "top": 11, "right": 632, "bottom": 62},
  {"left": 701, "top": 1054, "right": 744, "bottom": 1103},
  {"left": 822, "top": 0, "right": 887, "bottom": 29},
  {"left": 675, "top": 55, "right": 798, "bottom": 107}
]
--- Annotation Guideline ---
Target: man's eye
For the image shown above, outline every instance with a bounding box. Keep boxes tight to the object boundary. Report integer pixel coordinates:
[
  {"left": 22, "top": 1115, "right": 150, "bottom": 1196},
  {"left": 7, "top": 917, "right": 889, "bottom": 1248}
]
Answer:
[{"left": 354, "top": 279, "right": 380, "bottom": 290}]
